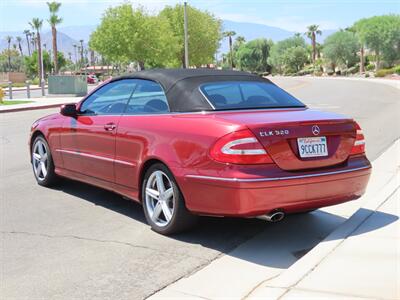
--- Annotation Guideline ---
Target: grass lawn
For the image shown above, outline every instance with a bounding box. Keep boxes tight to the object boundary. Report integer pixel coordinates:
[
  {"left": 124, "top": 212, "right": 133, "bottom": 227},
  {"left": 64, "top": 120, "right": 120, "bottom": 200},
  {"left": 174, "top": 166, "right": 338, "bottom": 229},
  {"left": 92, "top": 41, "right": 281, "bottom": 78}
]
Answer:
[{"left": 0, "top": 100, "right": 33, "bottom": 106}]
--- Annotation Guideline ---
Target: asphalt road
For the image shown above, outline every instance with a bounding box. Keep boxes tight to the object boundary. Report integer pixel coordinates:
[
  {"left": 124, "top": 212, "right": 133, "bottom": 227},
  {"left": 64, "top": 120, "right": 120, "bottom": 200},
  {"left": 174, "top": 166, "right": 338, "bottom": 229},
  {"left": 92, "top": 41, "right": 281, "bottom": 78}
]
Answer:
[{"left": 1, "top": 77, "right": 399, "bottom": 299}]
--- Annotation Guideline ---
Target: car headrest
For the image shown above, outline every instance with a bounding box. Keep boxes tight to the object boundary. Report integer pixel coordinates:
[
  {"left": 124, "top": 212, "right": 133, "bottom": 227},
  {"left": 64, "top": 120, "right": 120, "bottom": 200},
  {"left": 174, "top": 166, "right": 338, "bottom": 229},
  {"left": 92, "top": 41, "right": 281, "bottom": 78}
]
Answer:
[
  {"left": 246, "top": 95, "right": 271, "bottom": 105},
  {"left": 209, "top": 94, "right": 227, "bottom": 106},
  {"left": 143, "top": 99, "right": 169, "bottom": 113}
]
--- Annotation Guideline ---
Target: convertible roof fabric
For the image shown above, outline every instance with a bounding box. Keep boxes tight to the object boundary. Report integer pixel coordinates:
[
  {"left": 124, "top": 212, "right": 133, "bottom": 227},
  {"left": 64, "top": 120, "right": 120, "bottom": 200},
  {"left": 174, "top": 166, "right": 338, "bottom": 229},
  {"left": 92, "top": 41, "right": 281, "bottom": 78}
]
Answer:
[{"left": 113, "top": 69, "right": 271, "bottom": 112}]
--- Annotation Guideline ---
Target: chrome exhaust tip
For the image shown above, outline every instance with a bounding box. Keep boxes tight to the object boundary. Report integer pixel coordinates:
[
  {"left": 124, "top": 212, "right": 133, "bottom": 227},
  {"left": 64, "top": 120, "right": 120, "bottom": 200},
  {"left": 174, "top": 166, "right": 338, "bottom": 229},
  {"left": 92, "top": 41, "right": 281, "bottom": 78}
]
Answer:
[{"left": 257, "top": 210, "right": 285, "bottom": 222}]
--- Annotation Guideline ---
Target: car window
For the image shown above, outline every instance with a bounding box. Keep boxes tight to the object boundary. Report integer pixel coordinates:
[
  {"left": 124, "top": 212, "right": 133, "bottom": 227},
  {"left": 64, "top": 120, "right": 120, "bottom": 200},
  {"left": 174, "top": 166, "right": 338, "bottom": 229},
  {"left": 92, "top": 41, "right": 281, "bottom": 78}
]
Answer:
[
  {"left": 79, "top": 79, "right": 137, "bottom": 115},
  {"left": 200, "top": 81, "right": 305, "bottom": 110},
  {"left": 124, "top": 80, "right": 169, "bottom": 115}
]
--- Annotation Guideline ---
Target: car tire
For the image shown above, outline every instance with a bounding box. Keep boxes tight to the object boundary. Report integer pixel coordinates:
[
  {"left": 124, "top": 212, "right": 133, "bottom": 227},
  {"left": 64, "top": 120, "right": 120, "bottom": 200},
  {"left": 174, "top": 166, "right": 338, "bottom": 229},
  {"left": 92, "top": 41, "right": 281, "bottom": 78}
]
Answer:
[
  {"left": 31, "top": 135, "right": 59, "bottom": 187},
  {"left": 142, "top": 163, "right": 197, "bottom": 235}
]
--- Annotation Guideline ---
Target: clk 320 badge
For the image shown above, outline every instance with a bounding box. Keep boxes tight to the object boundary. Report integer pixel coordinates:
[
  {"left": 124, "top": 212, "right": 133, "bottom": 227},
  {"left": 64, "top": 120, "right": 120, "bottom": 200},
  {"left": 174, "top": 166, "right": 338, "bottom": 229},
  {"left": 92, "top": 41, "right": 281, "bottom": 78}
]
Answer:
[{"left": 260, "top": 129, "right": 290, "bottom": 137}]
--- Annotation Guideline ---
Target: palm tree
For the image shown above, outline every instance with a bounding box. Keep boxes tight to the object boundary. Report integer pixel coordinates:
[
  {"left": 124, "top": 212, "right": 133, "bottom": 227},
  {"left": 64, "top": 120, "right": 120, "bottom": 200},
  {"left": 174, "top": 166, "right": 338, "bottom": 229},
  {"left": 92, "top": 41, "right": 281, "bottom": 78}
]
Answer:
[
  {"left": 79, "top": 39, "right": 84, "bottom": 64},
  {"left": 16, "top": 36, "right": 23, "bottom": 56},
  {"left": 77, "top": 45, "right": 82, "bottom": 64},
  {"left": 305, "top": 25, "right": 322, "bottom": 64},
  {"left": 23, "top": 30, "right": 31, "bottom": 55},
  {"left": 73, "top": 44, "right": 78, "bottom": 64},
  {"left": 89, "top": 48, "right": 95, "bottom": 65},
  {"left": 236, "top": 36, "right": 246, "bottom": 45},
  {"left": 47, "top": 1, "right": 62, "bottom": 74},
  {"left": 223, "top": 31, "right": 236, "bottom": 69},
  {"left": 29, "top": 18, "right": 44, "bottom": 81},
  {"left": 31, "top": 32, "right": 36, "bottom": 50},
  {"left": 5, "top": 36, "right": 12, "bottom": 71}
]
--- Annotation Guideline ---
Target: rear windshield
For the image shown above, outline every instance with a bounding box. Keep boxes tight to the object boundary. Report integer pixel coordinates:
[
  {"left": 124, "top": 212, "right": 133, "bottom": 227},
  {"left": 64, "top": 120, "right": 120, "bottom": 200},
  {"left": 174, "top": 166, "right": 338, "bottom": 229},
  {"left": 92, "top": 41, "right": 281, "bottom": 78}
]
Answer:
[{"left": 200, "top": 81, "right": 305, "bottom": 110}]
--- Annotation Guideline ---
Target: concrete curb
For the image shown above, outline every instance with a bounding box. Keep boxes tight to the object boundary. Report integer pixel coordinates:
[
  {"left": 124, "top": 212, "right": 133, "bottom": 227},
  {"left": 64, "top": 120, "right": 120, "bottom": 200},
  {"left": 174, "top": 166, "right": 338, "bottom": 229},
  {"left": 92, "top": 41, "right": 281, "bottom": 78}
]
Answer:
[{"left": 247, "top": 140, "right": 400, "bottom": 299}]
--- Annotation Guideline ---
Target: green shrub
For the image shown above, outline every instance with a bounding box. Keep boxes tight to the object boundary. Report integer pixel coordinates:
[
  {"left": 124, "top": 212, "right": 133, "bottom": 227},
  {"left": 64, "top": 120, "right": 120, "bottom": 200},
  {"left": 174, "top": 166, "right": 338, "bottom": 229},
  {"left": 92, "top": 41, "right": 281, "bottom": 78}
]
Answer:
[
  {"left": 394, "top": 65, "right": 400, "bottom": 75},
  {"left": 0, "top": 82, "right": 26, "bottom": 88},
  {"left": 365, "top": 73, "right": 370, "bottom": 78},
  {"left": 375, "top": 68, "right": 394, "bottom": 77},
  {"left": 314, "top": 71, "right": 323, "bottom": 76},
  {"left": 31, "top": 78, "right": 40, "bottom": 85},
  {"left": 366, "top": 64, "right": 375, "bottom": 71},
  {"left": 13, "top": 82, "right": 26, "bottom": 88}
]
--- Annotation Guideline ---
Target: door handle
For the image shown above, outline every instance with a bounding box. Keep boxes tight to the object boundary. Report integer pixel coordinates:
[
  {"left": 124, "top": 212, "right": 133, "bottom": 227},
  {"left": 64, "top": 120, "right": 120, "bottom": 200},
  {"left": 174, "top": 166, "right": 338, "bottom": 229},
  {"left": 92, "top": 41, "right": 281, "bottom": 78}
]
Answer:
[{"left": 104, "top": 123, "right": 116, "bottom": 131}]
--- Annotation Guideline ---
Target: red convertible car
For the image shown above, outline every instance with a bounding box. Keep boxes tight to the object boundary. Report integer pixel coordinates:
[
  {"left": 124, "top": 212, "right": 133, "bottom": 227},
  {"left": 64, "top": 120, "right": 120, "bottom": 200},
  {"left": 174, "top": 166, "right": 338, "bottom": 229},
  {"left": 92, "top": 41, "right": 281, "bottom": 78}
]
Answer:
[{"left": 30, "top": 69, "right": 371, "bottom": 234}]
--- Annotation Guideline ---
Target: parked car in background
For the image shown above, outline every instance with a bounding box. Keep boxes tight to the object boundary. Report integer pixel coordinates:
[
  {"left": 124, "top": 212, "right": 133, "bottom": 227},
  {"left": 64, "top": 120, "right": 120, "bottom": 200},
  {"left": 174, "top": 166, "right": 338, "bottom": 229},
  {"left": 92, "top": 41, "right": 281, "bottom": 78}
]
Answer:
[
  {"left": 87, "top": 74, "right": 99, "bottom": 84},
  {"left": 29, "top": 69, "right": 371, "bottom": 235}
]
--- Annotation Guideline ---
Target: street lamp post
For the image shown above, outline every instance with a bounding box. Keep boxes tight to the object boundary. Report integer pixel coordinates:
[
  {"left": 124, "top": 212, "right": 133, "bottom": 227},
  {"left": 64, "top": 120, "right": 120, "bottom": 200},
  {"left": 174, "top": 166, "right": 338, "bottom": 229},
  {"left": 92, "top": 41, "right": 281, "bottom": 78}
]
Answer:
[
  {"left": 183, "top": 1, "right": 189, "bottom": 68},
  {"left": 40, "top": 39, "right": 45, "bottom": 96}
]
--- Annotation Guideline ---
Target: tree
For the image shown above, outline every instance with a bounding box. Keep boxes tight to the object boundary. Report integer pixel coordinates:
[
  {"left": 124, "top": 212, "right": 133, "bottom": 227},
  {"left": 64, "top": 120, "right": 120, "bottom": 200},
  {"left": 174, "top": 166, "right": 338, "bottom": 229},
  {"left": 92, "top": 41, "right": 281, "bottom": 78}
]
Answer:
[
  {"left": 223, "top": 31, "right": 236, "bottom": 69},
  {"left": 235, "top": 38, "right": 273, "bottom": 73},
  {"left": 16, "top": 37, "right": 23, "bottom": 56},
  {"left": 29, "top": 18, "right": 43, "bottom": 81},
  {"left": 282, "top": 46, "right": 308, "bottom": 73},
  {"left": 24, "top": 50, "right": 66, "bottom": 77},
  {"left": 0, "top": 49, "right": 24, "bottom": 72},
  {"left": 268, "top": 35, "right": 307, "bottom": 74},
  {"left": 235, "top": 36, "right": 246, "bottom": 46},
  {"left": 322, "top": 30, "right": 359, "bottom": 72},
  {"left": 31, "top": 32, "right": 36, "bottom": 50},
  {"left": 160, "top": 4, "right": 221, "bottom": 67},
  {"left": 305, "top": 24, "right": 322, "bottom": 64},
  {"left": 79, "top": 39, "right": 84, "bottom": 64},
  {"left": 5, "top": 36, "right": 12, "bottom": 71},
  {"left": 23, "top": 30, "right": 31, "bottom": 56},
  {"left": 73, "top": 44, "right": 78, "bottom": 64},
  {"left": 354, "top": 15, "right": 400, "bottom": 70},
  {"left": 90, "top": 4, "right": 179, "bottom": 69},
  {"left": 24, "top": 50, "right": 51, "bottom": 77},
  {"left": 47, "top": 1, "right": 62, "bottom": 74}
]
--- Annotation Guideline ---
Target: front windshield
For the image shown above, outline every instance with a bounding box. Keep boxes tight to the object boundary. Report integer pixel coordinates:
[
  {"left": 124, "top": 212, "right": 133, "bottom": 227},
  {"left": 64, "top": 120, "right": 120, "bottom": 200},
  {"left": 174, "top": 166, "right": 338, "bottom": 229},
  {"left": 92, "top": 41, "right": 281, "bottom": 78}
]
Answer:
[{"left": 200, "top": 81, "right": 305, "bottom": 110}]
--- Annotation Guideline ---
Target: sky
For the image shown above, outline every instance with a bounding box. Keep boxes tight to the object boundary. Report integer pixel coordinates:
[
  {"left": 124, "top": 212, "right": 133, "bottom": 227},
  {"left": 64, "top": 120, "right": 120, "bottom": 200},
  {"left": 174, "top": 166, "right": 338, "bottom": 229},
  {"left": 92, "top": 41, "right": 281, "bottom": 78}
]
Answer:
[{"left": 1, "top": 0, "right": 399, "bottom": 33}]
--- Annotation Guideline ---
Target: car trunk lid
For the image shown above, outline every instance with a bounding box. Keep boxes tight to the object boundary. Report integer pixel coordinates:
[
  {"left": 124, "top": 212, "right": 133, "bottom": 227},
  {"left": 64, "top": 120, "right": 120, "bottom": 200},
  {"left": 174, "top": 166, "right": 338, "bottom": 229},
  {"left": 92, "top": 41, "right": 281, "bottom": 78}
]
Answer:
[{"left": 213, "top": 108, "right": 356, "bottom": 171}]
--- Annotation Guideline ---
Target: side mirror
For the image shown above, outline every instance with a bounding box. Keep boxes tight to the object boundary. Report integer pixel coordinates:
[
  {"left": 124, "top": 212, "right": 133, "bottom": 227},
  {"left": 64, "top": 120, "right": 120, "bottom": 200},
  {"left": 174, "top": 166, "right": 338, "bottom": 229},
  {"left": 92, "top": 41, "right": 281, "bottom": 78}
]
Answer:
[{"left": 60, "top": 103, "right": 77, "bottom": 117}]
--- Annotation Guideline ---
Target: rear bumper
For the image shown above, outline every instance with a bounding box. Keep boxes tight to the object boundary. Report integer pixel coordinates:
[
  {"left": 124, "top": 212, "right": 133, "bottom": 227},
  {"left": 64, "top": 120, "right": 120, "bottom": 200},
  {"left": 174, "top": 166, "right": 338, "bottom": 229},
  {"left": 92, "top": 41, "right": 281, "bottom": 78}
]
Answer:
[{"left": 176, "top": 155, "right": 371, "bottom": 216}]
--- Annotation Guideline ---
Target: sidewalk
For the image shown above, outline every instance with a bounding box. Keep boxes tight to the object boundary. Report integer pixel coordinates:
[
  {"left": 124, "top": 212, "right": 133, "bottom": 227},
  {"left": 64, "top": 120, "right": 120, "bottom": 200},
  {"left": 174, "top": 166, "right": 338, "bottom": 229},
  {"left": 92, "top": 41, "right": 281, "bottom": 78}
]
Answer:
[
  {"left": 148, "top": 140, "right": 400, "bottom": 299},
  {"left": 0, "top": 96, "right": 82, "bottom": 113},
  {"left": 249, "top": 187, "right": 399, "bottom": 299}
]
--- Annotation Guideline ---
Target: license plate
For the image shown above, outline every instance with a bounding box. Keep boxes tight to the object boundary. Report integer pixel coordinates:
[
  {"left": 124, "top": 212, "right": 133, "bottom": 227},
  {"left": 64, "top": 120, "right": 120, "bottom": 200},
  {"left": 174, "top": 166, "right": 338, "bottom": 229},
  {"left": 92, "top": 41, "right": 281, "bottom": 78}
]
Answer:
[{"left": 297, "top": 136, "right": 328, "bottom": 158}]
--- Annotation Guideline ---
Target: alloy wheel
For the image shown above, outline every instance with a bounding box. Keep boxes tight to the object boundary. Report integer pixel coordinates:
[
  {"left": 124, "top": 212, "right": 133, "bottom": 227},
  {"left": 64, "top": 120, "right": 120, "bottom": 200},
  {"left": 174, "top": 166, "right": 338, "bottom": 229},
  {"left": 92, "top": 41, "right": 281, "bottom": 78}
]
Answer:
[
  {"left": 145, "top": 170, "right": 175, "bottom": 227},
  {"left": 32, "top": 140, "right": 49, "bottom": 181}
]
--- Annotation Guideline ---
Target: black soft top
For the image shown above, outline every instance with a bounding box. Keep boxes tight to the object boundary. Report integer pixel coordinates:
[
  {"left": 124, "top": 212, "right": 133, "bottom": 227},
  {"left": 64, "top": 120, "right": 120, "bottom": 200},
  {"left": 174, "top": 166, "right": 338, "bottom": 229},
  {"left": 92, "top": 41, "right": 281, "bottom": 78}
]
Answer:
[{"left": 114, "top": 68, "right": 271, "bottom": 112}]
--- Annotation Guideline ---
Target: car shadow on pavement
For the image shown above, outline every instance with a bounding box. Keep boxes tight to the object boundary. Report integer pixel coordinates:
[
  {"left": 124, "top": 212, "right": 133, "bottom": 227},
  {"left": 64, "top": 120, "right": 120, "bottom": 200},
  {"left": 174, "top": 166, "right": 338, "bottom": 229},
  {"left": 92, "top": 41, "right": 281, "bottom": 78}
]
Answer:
[
  {"left": 56, "top": 179, "right": 398, "bottom": 269},
  {"left": 57, "top": 179, "right": 147, "bottom": 224}
]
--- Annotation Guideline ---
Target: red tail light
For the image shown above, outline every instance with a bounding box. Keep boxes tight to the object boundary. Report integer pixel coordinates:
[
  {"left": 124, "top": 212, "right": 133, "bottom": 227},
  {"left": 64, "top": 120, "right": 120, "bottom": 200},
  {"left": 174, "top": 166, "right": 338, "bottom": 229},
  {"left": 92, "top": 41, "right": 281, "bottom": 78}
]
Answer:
[
  {"left": 350, "top": 122, "right": 365, "bottom": 155},
  {"left": 210, "top": 129, "right": 274, "bottom": 164}
]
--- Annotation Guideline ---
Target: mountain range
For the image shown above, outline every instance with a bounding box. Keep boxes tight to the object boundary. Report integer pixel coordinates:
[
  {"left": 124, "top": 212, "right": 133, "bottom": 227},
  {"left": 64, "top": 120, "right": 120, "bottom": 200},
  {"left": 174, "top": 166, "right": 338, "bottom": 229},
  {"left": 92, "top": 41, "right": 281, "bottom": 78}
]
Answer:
[{"left": 0, "top": 20, "right": 336, "bottom": 60}]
